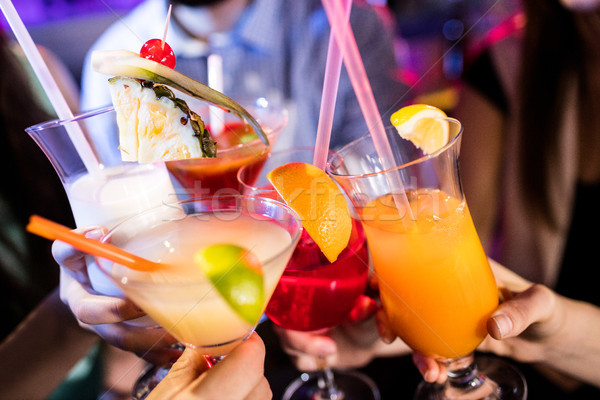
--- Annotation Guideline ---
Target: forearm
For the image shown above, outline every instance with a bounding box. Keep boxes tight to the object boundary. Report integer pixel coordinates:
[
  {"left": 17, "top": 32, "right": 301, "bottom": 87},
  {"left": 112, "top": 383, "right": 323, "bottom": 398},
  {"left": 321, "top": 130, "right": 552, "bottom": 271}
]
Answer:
[
  {"left": 538, "top": 296, "right": 600, "bottom": 388},
  {"left": 0, "top": 287, "right": 99, "bottom": 399}
]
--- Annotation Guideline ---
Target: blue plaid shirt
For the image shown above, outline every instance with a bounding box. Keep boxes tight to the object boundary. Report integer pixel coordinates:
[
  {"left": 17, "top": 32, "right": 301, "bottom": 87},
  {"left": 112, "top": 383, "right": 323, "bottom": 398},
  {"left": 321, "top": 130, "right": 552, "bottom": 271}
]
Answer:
[{"left": 81, "top": 0, "right": 408, "bottom": 150}]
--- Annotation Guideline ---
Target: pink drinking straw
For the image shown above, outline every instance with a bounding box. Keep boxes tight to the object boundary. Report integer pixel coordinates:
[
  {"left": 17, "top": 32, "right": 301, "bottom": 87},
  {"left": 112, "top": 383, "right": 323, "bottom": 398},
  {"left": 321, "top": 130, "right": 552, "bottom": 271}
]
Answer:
[
  {"left": 0, "top": 0, "right": 100, "bottom": 176},
  {"left": 312, "top": 0, "right": 352, "bottom": 170},
  {"left": 320, "top": 0, "right": 413, "bottom": 220}
]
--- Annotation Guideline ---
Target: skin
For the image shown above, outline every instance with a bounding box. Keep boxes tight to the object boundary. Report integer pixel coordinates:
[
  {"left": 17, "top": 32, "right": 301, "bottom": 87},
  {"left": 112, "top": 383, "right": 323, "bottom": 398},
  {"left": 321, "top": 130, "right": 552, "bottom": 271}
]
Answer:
[
  {"left": 558, "top": 0, "right": 600, "bottom": 11},
  {"left": 276, "top": 260, "right": 600, "bottom": 389},
  {"left": 53, "top": 227, "right": 181, "bottom": 366},
  {"left": 385, "top": 260, "right": 600, "bottom": 389},
  {"left": 55, "top": 232, "right": 273, "bottom": 399},
  {"left": 146, "top": 332, "right": 272, "bottom": 400}
]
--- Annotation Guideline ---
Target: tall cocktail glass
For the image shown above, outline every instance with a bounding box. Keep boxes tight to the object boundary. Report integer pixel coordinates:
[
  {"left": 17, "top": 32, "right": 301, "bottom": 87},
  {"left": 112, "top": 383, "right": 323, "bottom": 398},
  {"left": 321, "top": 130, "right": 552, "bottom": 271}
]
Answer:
[
  {"left": 327, "top": 120, "right": 527, "bottom": 399},
  {"left": 166, "top": 97, "right": 287, "bottom": 198},
  {"left": 26, "top": 106, "right": 176, "bottom": 297},
  {"left": 238, "top": 147, "right": 380, "bottom": 400},
  {"left": 95, "top": 195, "right": 302, "bottom": 398}
]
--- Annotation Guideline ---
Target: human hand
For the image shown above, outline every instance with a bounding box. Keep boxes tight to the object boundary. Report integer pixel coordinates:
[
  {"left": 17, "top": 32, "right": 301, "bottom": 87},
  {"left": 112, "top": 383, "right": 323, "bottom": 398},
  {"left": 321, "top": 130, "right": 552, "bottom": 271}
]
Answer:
[
  {"left": 53, "top": 226, "right": 180, "bottom": 366},
  {"left": 146, "top": 332, "right": 272, "bottom": 400},
  {"left": 410, "top": 259, "right": 561, "bottom": 383},
  {"left": 274, "top": 295, "right": 410, "bottom": 371}
]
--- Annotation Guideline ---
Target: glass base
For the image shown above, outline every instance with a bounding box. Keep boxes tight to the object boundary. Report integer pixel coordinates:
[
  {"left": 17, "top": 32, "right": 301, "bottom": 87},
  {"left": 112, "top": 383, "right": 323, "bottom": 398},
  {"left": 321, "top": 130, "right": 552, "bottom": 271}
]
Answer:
[
  {"left": 414, "top": 355, "right": 527, "bottom": 400},
  {"left": 132, "top": 364, "right": 170, "bottom": 400},
  {"left": 283, "top": 369, "right": 380, "bottom": 400}
]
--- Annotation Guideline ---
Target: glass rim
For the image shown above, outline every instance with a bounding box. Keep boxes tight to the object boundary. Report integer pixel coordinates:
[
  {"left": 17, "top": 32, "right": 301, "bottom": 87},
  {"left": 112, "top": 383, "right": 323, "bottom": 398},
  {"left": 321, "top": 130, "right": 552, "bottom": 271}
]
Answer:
[
  {"left": 98, "top": 194, "right": 303, "bottom": 285},
  {"left": 236, "top": 145, "right": 323, "bottom": 191},
  {"left": 25, "top": 106, "right": 115, "bottom": 133},
  {"left": 326, "top": 117, "right": 463, "bottom": 179},
  {"left": 25, "top": 99, "right": 289, "bottom": 157}
]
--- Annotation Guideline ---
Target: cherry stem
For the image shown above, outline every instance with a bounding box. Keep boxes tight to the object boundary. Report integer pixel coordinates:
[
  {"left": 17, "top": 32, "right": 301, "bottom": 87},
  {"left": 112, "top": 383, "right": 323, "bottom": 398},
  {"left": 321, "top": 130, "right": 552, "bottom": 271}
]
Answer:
[{"left": 162, "top": 3, "right": 172, "bottom": 50}]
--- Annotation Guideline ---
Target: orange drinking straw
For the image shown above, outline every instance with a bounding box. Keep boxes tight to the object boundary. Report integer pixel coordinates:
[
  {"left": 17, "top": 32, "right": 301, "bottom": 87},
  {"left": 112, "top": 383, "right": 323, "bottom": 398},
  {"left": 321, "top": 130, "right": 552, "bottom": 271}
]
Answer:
[{"left": 26, "top": 215, "right": 162, "bottom": 272}]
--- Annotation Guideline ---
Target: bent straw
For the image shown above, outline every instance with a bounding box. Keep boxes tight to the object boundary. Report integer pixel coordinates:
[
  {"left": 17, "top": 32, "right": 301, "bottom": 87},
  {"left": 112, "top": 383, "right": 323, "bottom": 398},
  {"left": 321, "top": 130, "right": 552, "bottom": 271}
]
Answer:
[
  {"left": 320, "top": 0, "right": 414, "bottom": 222},
  {"left": 312, "top": 0, "right": 352, "bottom": 170},
  {"left": 0, "top": 0, "right": 100, "bottom": 176},
  {"left": 26, "top": 215, "right": 162, "bottom": 272}
]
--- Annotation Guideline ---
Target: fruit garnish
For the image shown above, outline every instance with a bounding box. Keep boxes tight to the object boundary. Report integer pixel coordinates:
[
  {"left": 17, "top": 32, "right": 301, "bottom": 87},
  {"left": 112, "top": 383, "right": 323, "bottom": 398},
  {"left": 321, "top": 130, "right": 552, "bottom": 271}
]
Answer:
[
  {"left": 140, "top": 39, "right": 176, "bottom": 69},
  {"left": 91, "top": 49, "right": 268, "bottom": 146},
  {"left": 194, "top": 244, "right": 265, "bottom": 325},
  {"left": 139, "top": 4, "right": 176, "bottom": 68},
  {"left": 109, "top": 77, "right": 216, "bottom": 162},
  {"left": 390, "top": 104, "right": 449, "bottom": 155},
  {"left": 267, "top": 162, "right": 351, "bottom": 263}
]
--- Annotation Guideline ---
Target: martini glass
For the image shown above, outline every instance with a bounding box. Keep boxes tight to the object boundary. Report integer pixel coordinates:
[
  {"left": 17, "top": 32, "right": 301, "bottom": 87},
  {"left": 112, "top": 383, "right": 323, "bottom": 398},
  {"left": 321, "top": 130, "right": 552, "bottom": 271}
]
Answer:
[
  {"left": 95, "top": 195, "right": 302, "bottom": 398},
  {"left": 238, "top": 147, "right": 380, "bottom": 400},
  {"left": 327, "top": 120, "right": 527, "bottom": 399}
]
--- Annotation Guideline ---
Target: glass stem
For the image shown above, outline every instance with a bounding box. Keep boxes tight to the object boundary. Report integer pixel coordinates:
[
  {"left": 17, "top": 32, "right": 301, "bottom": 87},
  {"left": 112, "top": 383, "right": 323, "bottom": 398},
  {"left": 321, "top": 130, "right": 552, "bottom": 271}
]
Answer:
[
  {"left": 204, "top": 354, "right": 226, "bottom": 368},
  {"left": 315, "top": 355, "right": 344, "bottom": 400},
  {"left": 445, "top": 352, "right": 485, "bottom": 392}
]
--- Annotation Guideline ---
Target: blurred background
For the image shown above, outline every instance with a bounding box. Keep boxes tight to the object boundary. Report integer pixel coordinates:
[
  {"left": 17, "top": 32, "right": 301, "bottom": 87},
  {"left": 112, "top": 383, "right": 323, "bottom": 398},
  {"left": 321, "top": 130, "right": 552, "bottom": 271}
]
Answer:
[{"left": 1, "top": 0, "right": 522, "bottom": 110}]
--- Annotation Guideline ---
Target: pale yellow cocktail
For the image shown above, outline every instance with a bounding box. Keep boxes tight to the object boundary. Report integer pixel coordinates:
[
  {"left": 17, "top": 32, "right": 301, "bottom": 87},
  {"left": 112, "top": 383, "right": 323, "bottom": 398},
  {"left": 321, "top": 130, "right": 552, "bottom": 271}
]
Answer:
[{"left": 96, "top": 196, "right": 301, "bottom": 357}]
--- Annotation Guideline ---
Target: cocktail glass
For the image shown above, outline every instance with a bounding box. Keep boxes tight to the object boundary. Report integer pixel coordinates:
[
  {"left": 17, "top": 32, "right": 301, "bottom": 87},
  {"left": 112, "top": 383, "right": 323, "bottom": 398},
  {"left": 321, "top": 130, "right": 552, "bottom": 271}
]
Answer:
[
  {"left": 165, "top": 96, "right": 288, "bottom": 198},
  {"left": 238, "top": 147, "right": 380, "bottom": 400},
  {"left": 95, "top": 195, "right": 302, "bottom": 398},
  {"left": 327, "top": 120, "right": 527, "bottom": 399},
  {"left": 26, "top": 106, "right": 176, "bottom": 297}
]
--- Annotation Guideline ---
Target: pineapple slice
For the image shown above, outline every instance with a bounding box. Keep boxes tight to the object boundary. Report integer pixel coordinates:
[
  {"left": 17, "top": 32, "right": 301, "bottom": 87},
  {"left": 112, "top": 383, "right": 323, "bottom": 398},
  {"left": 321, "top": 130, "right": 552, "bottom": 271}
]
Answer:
[
  {"left": 92, "top": 50, "right": 268, "bottom": 147},
  {"left": 109, "top": 77, "right": 216, "bottom": 163}
]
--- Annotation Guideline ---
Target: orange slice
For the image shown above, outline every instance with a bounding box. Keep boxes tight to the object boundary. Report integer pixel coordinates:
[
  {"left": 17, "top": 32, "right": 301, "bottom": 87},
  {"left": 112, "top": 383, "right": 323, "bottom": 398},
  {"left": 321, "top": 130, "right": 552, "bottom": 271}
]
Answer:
[
  {"left": 391, "top": 104, "right": 449, "bottom": 154},
  {"left": 267, "top": 162, "right": 351, "bottom": 263}
]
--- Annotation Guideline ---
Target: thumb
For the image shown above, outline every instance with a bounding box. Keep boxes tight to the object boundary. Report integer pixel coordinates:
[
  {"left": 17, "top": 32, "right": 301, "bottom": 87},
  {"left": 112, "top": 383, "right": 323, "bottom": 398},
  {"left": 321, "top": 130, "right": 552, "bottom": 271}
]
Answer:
[
  {"left": 146, "top": 347, "right": 210, "bottom": 399},
  {"left": 487, "top": 284, "right": 555, "bottom": 340},
  {"left": 51, "top": 225, "right": 106, "bottom": 271}
]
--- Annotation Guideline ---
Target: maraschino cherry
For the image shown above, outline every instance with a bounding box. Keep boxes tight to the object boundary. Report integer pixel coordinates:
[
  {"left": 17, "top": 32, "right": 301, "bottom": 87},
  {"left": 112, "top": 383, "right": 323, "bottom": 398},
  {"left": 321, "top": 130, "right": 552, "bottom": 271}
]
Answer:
[
  {"left": 140, "top": 38, "right": 176, "bottom": 68},
  {"left": 140, "top": 4, "right": 176, "bottom": 68}
]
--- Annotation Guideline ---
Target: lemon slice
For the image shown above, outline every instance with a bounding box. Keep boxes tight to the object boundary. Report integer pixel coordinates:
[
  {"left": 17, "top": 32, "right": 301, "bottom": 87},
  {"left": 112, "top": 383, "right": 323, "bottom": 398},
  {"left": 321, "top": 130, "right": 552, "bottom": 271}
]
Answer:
[
  {"left": 267, "top": 162, "right": 352, "bottom": 263},
  {"left": 391, "top": 104, "right": 449, "bottom": 154},
  {"left": 194, "top": 244, "right": 264, "bottom": 325}
]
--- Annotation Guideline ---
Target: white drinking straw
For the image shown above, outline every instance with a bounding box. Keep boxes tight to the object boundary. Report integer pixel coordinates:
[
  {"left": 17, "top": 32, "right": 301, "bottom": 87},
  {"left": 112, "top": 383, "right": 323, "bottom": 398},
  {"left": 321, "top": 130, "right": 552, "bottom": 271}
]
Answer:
[
  {"left": 207, "top": 53, "right": 225, "bottom": 135},
  {"left": 0, "top": 0, "right": 100, "bottom": 176},
  {"left": 312, "top": 0, "right": 351, "bottom": 170},
  {"left": 161, "top": 4, "right": 172, "bottom": 50}
]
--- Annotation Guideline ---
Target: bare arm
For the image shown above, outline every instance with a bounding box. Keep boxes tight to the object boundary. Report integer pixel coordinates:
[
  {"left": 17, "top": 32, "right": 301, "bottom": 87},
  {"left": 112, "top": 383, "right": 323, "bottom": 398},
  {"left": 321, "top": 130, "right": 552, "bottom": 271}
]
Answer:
[
  {"left": 415, "top": 260, "right": 600, "bottom": 388},
  {"left": 482, "top": 260, "right": 600, "bottom": 388},
  {"left": 0, "top": 288, "right": 99, "bottom": 399}
]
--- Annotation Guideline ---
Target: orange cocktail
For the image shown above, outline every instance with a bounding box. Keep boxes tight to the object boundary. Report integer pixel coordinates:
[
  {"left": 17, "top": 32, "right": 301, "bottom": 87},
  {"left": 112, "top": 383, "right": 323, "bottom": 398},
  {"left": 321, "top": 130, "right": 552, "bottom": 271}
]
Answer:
[
  {"left": 328, "top": 117, "right": 526, "bottom": 399},
  {"left": 359, "top": 190, "right": 498, "bottom": 358}
]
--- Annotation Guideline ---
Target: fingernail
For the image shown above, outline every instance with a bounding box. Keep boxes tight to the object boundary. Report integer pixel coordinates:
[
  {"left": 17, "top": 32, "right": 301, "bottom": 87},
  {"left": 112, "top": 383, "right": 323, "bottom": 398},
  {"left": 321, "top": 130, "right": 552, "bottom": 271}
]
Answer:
[
  {"left": 491, "top": 313, "right": 512, "bottom": 339},
  {"left": 416, "top": 361, "right": 433, "bottom": 382},
  {"left": 376, "top": 319, "right": 394, "bottom": 344},
  {"left": 423, "top": 370, "right": 435, "bottom": 383},
  {"left": 84, "top": 227, "right": 105, "bottom": 238}
]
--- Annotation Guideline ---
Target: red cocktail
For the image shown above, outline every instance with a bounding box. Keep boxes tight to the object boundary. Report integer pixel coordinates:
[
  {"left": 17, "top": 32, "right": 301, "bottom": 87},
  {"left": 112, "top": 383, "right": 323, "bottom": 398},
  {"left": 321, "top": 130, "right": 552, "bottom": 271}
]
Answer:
[
  {"left": 237, "top": 146, "right": 378, "bottom": 400},
  {"left": 167, "top": 98, "right": 287, "bottom": 196},
  {"left": 266, "top": 218, "right": 368, "bottom": 331}
]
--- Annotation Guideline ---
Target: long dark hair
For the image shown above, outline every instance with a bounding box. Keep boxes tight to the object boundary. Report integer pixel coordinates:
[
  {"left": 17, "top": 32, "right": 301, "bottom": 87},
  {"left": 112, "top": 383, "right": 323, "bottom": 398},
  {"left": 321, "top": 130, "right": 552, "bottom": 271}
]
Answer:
[
  {"left": 0, "top": 30, "right": 73, "bottom": 339},
  {"left": 519, "top": 0, "right": 600, "bottom": 228}
]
